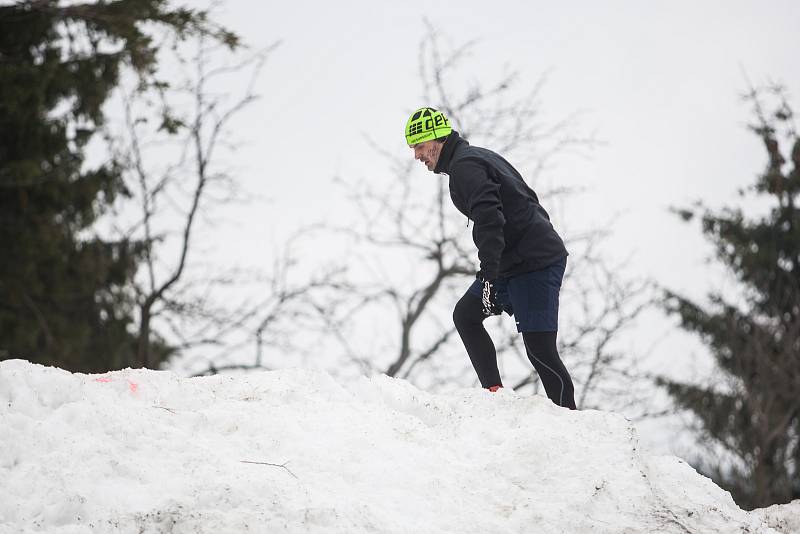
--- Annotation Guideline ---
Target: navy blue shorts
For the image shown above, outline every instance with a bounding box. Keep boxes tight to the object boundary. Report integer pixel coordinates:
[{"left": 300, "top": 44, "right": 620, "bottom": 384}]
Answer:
[{"left": 467, "top": 257, "right": 567, "bottom": 333}]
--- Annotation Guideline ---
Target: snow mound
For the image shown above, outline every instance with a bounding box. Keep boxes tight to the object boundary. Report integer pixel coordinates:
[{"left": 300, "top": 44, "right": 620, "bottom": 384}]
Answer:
[
  {"left": 751, "top": 501, "right": 800, "bottom": 534},
  {"left": 0, "top": 359, "right": 789, "bottom": 534}
]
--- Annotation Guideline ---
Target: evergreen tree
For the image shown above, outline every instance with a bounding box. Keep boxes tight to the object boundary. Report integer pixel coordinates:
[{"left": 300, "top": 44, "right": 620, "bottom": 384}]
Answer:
[
  {"left": 661, "top": 87, "right": 800, "bottom": 509},
  {"left": 0, "top": 1, "right": 236, "bottom": 372}
]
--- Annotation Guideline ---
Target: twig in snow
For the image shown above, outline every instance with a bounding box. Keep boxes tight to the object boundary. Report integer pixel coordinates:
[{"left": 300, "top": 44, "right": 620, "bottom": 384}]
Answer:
[{"left": 240, "top": 460, "right": 298, "bottom": 479}]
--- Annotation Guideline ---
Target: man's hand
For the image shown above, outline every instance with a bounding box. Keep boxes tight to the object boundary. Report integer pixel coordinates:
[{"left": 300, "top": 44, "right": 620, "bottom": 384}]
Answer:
[{"left": 477, "top": 271, "right": 503, "bottom": 317}]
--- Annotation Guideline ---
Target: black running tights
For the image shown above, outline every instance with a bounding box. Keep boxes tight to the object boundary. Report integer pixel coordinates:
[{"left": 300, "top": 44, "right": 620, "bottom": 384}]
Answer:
[{"left": 453, "top": 292, "right": 577, "bottom": 409}]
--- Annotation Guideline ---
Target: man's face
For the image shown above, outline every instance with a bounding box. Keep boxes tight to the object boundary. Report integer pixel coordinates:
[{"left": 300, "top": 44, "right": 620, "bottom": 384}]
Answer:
[{"left": 411, "top": 139, "right": 443, "bottom": 172}]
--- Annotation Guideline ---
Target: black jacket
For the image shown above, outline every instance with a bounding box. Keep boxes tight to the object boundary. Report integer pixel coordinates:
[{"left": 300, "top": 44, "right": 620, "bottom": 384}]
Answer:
[{"left": 434, "top": 131, "right": 568, "bottom": 280}]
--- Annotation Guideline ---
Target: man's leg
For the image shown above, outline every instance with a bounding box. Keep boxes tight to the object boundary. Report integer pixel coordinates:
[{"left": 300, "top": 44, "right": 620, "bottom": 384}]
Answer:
[
  {"left": 453, "top": 292, "right": 502, "bottom": 389},
  {"left": 522, "top": 331, "right": 576, "bottom": 410}
]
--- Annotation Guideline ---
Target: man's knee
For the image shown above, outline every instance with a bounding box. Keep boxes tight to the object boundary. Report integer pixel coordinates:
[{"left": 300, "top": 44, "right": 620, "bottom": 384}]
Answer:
[
  {"left": 522, "top": 331, "right": 557, "bottom": 356},
  {"left": 453, "top": 293, "right": 483, "bottom": 331}
]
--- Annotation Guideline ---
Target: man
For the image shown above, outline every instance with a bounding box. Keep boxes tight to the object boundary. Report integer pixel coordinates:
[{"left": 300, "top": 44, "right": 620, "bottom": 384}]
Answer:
[{"left": 405, "top": 107, "right": 577, "bottom": 410}]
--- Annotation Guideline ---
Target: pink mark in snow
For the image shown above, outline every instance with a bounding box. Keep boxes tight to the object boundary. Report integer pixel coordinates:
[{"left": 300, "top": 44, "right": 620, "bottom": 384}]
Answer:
[{"left": 93, "top": 376, "right": 138, "bottom": 394}]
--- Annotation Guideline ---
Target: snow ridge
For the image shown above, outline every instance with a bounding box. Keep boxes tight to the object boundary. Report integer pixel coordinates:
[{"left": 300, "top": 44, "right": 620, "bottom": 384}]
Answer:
[{"left": 0, "top": 360, "right": 790, "bottom": 533}]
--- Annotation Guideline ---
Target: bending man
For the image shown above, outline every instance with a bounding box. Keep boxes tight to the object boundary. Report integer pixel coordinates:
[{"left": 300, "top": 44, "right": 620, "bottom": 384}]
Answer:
[{"left": 405, "top": 107, "right": 577, "bottom": 409}]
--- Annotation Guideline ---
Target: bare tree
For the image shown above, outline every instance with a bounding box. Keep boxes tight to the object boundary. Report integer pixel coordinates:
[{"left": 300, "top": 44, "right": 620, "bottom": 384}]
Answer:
[
  {"left": 314, "top": 23, "right": 653, "bottom": 408},
  {"left": 123, "top": 34, "right": 271, "bottom": 368},
  {"left": 107, "top": 27, "right": 333, "bottom": 371},
  {"left": 186, "top": 232, "right": 347, "bottom": 377}
]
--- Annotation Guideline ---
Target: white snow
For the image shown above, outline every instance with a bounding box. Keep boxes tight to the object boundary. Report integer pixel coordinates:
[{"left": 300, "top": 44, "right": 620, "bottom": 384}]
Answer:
[{"left": 0, "top": 359, "right": 795, "bottom": 533}]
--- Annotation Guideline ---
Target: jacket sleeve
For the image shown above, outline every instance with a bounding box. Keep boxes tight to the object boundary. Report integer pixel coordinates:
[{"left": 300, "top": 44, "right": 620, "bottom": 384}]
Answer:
[{"left": 451, "top": 161, "right": 505, "bottom": 279}]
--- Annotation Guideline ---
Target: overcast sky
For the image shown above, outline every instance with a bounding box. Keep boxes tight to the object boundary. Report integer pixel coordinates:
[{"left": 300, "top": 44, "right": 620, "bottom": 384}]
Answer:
[
  {"left": 165, "top": 1, "right": 800, "bottom": 385},
  {"left": 197, "top": 1, "right": 798, "bottom": 272}
]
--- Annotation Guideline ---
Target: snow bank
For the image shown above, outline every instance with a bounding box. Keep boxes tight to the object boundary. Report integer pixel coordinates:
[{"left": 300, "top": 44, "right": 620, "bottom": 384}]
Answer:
[
  {"left": 751, "top": 501, "right": 800, "bottom": 534},
  {"left": 0, "top": 359, "right": 790, "bottom": 533}
]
